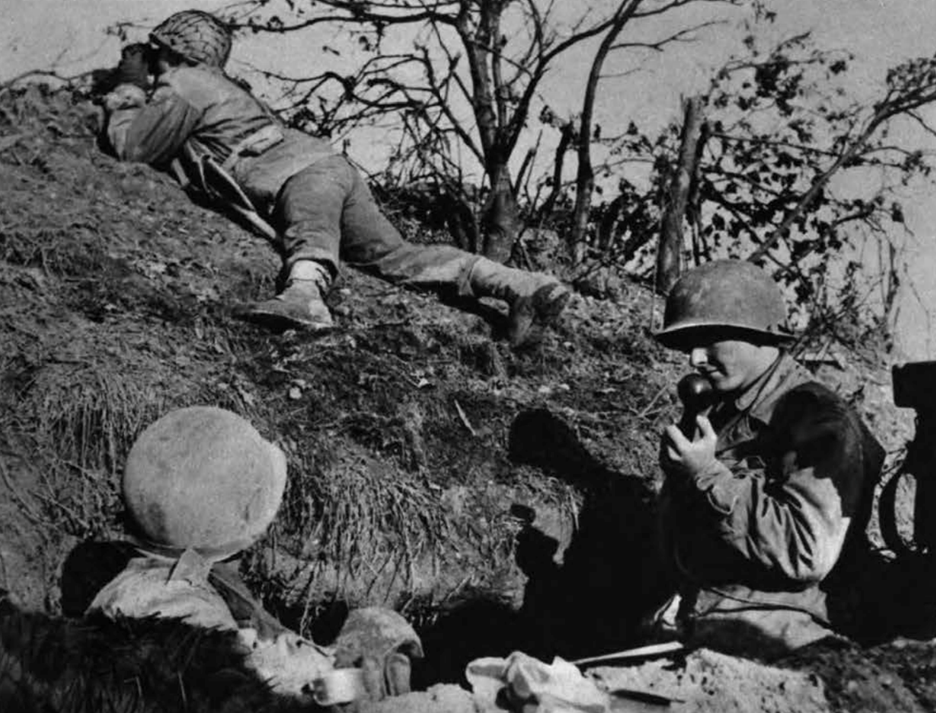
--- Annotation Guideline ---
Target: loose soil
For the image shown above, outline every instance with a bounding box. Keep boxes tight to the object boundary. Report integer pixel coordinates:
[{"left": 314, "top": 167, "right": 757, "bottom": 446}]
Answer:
[{"left": 1, "top": 82, "right": 934, "bottom": 712}]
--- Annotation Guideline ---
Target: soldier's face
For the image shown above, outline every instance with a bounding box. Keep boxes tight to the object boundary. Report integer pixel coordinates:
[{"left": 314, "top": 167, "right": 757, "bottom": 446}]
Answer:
[{"left": 688, "top": 339, "right": 778, "bottom": 394}]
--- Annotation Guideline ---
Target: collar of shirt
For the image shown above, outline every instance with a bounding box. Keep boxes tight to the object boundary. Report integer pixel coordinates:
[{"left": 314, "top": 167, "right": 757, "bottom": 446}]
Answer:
[
  {"left": 731, "top": 352, "right": 811, "bottom": 427},
  {"left": 708, "top": 352, "right": 812, "bottom": 453}
]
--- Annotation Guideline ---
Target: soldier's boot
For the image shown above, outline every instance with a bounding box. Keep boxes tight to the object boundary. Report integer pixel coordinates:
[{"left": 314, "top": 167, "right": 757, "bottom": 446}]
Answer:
[
  {"left": 236, "top": 260, "right": 334, "bottom": 332},
  {"left": 467, "top": 257, "right": 572, "bottom": 348}
]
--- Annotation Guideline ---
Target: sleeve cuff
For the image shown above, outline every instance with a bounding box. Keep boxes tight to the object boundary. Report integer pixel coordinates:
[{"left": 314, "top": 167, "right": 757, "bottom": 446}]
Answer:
[{"left": 692, "top": 461, "right": 744, "bottom": 515}]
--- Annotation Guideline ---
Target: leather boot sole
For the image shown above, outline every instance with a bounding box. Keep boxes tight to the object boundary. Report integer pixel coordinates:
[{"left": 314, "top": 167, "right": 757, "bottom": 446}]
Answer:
[{"left": 233, "top": 299, "right": 335, "bottom": 332}]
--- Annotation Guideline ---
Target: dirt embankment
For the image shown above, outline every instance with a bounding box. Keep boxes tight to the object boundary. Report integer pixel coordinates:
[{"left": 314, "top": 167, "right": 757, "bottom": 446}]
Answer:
[
  {"left": 0, "top": 83, "right": 680, "bottom": 630},
  {"left": 0, "top": 84, "right": 933, "bottom": 712}
]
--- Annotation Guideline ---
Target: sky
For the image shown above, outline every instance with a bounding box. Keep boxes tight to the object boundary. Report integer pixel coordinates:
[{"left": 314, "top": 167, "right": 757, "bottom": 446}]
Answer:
[{"left": 2, "top": 0, "right": 936, "bottom": 359}]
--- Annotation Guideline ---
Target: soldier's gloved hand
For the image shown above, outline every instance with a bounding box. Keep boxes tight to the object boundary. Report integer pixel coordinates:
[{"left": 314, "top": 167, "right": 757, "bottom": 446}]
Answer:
[
  {"left": 332, "top": 607, "right": 423, "bottom": 705},
  {"left": 114, "top": 43, "right": 152, "bottom": 91}
]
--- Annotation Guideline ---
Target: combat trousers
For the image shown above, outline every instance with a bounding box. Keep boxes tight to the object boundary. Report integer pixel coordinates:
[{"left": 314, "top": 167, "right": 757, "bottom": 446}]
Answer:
[{"left": 272, "top": 155, "right": 480, "bottom": 295}]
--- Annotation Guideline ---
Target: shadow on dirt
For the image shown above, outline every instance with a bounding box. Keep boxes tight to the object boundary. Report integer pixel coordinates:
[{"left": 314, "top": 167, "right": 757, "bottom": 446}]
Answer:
[
  {"left": 59, "top": 540, "right": 136, "bottom": 617},
  {"left": 412, "top": 594, "right": 526, "bottom": 688},
  {"left": 505, "top": 408, "right": 675, "bottom": 661},
  {"left": 824, "top": 545, "right": 936, "bottom": 649},
  {"left": 413, "top": 407, "right": 677, "bottom": 686}
]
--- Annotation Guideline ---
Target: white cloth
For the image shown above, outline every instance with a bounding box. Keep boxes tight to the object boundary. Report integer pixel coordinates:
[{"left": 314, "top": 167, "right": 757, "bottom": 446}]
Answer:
[{"left": 466, "top": 651, "right": 610, "bottom": 713}]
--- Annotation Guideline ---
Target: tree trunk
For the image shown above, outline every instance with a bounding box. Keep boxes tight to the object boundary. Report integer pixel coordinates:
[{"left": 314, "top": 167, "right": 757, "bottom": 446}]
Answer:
[
  {"left": 656, "top": 96, "right": 706, "bottom": 294},
  {"left": 570, "top": 154, "right": 594, "bottom": 266},
  {"left": 441, "top": 191, "right": 480, "bottom": 254},
  {"left": 537, "top": 122, "right": 575, "bottom": 224},
  {"left": 481, "top": 163, "right": 520, "bottom": 263},
  {"left": 567, "top": 0, "right": 640, "bottom": 265}
]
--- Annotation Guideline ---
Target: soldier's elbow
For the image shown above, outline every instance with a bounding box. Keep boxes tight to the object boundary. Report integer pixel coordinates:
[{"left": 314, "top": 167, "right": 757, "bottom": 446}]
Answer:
[{"left": 785, "top": 545, "right": 838, "bottom": 584}]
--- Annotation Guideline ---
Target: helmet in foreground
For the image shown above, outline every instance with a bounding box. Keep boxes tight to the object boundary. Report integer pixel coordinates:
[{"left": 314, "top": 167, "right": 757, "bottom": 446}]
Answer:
[
  {"left": 655, "top": 259, "right": 794, "bottom": 349},
  {"left": 150, "top": 10, "right": 232, "bottom": 69},
  {"left": 123, "top": 406, "right": 286, "bottom": 561}
]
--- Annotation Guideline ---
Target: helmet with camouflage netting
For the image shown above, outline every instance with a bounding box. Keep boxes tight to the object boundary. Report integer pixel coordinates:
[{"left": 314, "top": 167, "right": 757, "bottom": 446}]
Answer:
[{"left": 150, "top": 10, "right": 232, "bottom": 69}]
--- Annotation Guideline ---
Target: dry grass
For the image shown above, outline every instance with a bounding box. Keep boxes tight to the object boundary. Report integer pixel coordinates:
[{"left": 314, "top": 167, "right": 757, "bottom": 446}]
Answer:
[
  {"left": 16, "top": 351, "right": 204, "bottom": 541},
  {"left": 288, "top": 451, "right": 448, "bottom": 611}
]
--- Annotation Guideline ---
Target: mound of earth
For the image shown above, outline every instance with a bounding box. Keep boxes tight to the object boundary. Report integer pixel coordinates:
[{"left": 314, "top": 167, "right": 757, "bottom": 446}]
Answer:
[
  {"left": 0, "top": 82, "right": 933, "bottom": 712},
  {"left": 0, "top": 82, "right": 681, "bottom": 633}
]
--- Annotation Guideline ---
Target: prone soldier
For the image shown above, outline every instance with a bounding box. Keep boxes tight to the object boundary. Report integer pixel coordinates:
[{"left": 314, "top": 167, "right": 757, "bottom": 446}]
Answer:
[{"left": 96, "top": 10, "right": 570, "bottom": 347}]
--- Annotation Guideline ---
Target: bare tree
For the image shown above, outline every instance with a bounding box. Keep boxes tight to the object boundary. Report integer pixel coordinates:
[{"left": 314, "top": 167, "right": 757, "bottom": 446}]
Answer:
[
  {"left": 656, "top": 95, "right": 706, "bottom": 293},
  {"left": 229, "top": 0, "right": 752, "bottom": 262},
  {"left": 562, "top": 4, "right": 727, "bottom": 266},
  {"left": 567, "top": 1, "right": 638, "bottom": 265}
]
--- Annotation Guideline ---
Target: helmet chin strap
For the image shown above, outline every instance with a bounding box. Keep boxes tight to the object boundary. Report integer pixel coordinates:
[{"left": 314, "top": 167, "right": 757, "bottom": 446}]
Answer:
[
  {"left": 168, "top": 548, "right": 213, "bottom": 584},
  {"left": 128, "top": 534, "right": 255, "bottom": 565}
]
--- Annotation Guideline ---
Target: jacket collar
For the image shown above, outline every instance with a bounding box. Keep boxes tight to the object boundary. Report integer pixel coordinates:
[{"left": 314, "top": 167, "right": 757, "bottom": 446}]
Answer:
[{"left": 729, "top": 352, "right": 811, "bottom": 426}]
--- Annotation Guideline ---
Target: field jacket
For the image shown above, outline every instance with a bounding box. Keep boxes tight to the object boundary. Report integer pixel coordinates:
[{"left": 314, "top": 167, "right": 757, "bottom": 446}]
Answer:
[
  {"left": 660, "top": 353, "right": 884, "bottom": 657},
  {"left": 104, "top": 65, "right": 335, "bottom": 217}
]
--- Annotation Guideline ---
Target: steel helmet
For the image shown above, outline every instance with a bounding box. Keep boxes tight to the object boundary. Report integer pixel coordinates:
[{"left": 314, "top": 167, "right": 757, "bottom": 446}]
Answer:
[
  {"left": 655, "top": 259, "right": 794, "bottom": 348},
  {"left": 123, "top": 406, "right": 287, "bottom": 561},
  {"left": 150, "top": 10, "right": 232, "bottom": 69}
]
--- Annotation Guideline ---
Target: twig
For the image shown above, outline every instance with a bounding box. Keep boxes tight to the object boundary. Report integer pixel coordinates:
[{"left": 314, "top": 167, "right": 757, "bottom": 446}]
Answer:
[
  {"left": 0, "top": 135, "right": 27, "bottom": 153},
  {"left": 637, "top": 383, "right": 670, "bottom": 419},
  {"left": 453, "top": 399, "right": 477, "bottom": 436},
  {"left": 0, "top": 69, "right": 91, "bottom": 96},
  {"left": 440, "top": 573, "right": 473, "bottom": 606}
]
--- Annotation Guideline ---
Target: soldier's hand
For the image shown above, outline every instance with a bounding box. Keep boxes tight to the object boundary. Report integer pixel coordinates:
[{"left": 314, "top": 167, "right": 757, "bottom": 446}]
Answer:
[
  {"left": 115, "top": 43, "right": 152, "bottom": 91},
  {"left": 332, "top": 608, "right": 422, "bottom": 709},
  {"left": 358, "top": 651, "right": 412, "bottom": 702},
  {"left": 661, "top": 414, "right": 717, "bottom": 478},
  {"left": 102, "top": 84, "right": 147, "bottom": 113}
]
